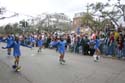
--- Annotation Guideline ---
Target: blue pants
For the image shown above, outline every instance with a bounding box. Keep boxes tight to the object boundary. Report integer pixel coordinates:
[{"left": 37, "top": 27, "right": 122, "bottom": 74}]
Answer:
[
  {"left": 122, "top": 42, "right": 125, "bottom": 57},
  {"left": 107, "top": 44, "right": 115, "bottom": 56},
  {"left": 117, "top": 49, "right": 122, "bottom": 58}
]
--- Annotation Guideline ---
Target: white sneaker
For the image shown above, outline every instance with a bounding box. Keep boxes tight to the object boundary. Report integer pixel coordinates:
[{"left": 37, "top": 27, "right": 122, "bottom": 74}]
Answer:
[
  {"left": 122, "top": 57, "right": 125, "bottom": 60},
  {"left": 107, "top": 55, "right": 112, "bottom": 57},
  {"left": 93, "top": 55, "right": 97, "bottom": 61}
]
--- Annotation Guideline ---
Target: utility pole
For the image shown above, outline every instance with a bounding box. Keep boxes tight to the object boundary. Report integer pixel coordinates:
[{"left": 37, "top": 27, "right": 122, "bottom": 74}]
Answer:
[
  {"left": 87, "top": 3, "right": 89, "bottom": 14},
  {"left": 123, "top": 5, "right": 125, "bottom": 22},
  {"left": 86, "top": 3, "right": 89, "bottom": 27}
]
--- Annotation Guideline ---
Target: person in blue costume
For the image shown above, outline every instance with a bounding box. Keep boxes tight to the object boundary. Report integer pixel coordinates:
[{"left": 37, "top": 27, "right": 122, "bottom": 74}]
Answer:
[
  {"left": 4, "top": 34, "right": 14, "bottom": 56},
  {"left": 2, "top": 36, "right": 31, "bottom": 71},
  {"left": 28, "top": 35, "right": 34, "bottom": 47},
  {"left": 28, "top": 35, "right": 32, "bottom": 45},
  {"left": 32, "top": 37, "right": 37, "bottom": 47},
  {"left": 93, "top": 36, "right": 101, "bottom": 62},
  {"left": 50, "top": 37, "right": 67, "bottom": 64},
  {"left": 37, "top": 36, "right": 44, "bottom": 53},
  {"left": 0, "top": 35, "right": 3, "bottom": 42}
]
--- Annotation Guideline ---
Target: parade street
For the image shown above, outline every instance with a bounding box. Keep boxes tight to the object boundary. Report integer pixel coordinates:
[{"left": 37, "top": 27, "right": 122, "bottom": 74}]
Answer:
[{"left": 0, "top": 43, "right": 125, "bottom": 83}]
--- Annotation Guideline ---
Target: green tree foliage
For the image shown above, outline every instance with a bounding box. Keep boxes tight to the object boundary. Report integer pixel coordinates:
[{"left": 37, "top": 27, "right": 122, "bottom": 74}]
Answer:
[
  {"left": 82, "top": 13, "right": 95, "bottom": 31},
  {"left": 12, "top": 23, "right": 22, "bottom": 34},
  {"left": 4, "top": 24, "right": 13, "bottom": 34},
  {"left": 0, "top": 7, "right": 6, "bottom": 15},
  {"left": 89, "top": 0, "right": 124, "bottom": 28},
  {"left": 19, "top": 20, "right": 29, "bottom": 28},
  {"left": 19, "top": 20, "right": 29, "bottom": 32},
  {"left": 0, "top": 6, "right": 6, "bottom": 20}
]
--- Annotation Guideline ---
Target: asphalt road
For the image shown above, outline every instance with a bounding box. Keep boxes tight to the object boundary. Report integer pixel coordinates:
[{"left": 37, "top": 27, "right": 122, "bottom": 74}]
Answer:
[{"left": 0, "top": 43, "right": 125, "bottom": 83}]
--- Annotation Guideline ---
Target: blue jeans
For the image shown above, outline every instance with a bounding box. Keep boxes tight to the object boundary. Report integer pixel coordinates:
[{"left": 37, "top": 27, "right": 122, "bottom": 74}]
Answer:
[
  {"left": 107, "top": 44, "right": 115, "bottom": 56},
  {"left": 117, "top": 49, "right": 122, "bottom": 58},
  {"left": 103, "top": 44, "right": 108, "bottom": 55},
  {"left": 122, "top": 42, "right": 125, "bottom": 57}
]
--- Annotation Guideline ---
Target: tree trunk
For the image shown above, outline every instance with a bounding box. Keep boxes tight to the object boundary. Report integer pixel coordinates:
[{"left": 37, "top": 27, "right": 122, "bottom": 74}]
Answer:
[{"left": 109, "top": 15, "right": 119, "bottom": 28}]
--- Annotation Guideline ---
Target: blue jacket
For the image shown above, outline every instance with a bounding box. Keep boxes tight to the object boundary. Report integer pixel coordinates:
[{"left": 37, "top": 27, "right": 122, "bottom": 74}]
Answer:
[
  {"left": 37, "top": 39, "right": 43, "bottom": 47},
  {"left": 3, "top": 40, "right": 32, "bottom": 57},
  {"left": 51, "top": 40, "right": 67, "bottom": 54},
  {"left": 6, "top": 36, "right": 14, "bottom": 47},
  {"left": 5, "top": 41, "right": 21, "bottom": 57},
  {"left": 94, "top": 39, "right": 100, "bottom": 49}
]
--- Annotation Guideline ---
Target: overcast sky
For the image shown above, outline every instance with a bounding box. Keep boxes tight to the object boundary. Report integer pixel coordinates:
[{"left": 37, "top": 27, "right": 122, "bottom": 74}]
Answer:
[{"left": 0, "top": 0, "right": 125, "bottom": 25}]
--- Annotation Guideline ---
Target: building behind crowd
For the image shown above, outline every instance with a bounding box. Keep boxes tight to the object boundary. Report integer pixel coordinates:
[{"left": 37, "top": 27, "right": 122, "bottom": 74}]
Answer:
[
  {"left": 31, "top": 13, "right": 72, "bottom": 32},
  {"left": 73, "top": 12, "right": 86, "bottom": 29}
]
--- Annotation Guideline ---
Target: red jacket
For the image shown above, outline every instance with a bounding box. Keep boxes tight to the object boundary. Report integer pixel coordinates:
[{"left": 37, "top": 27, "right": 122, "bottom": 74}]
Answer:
[{"left": 117, "top": 41, "right": 123, "bottom": 50}]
